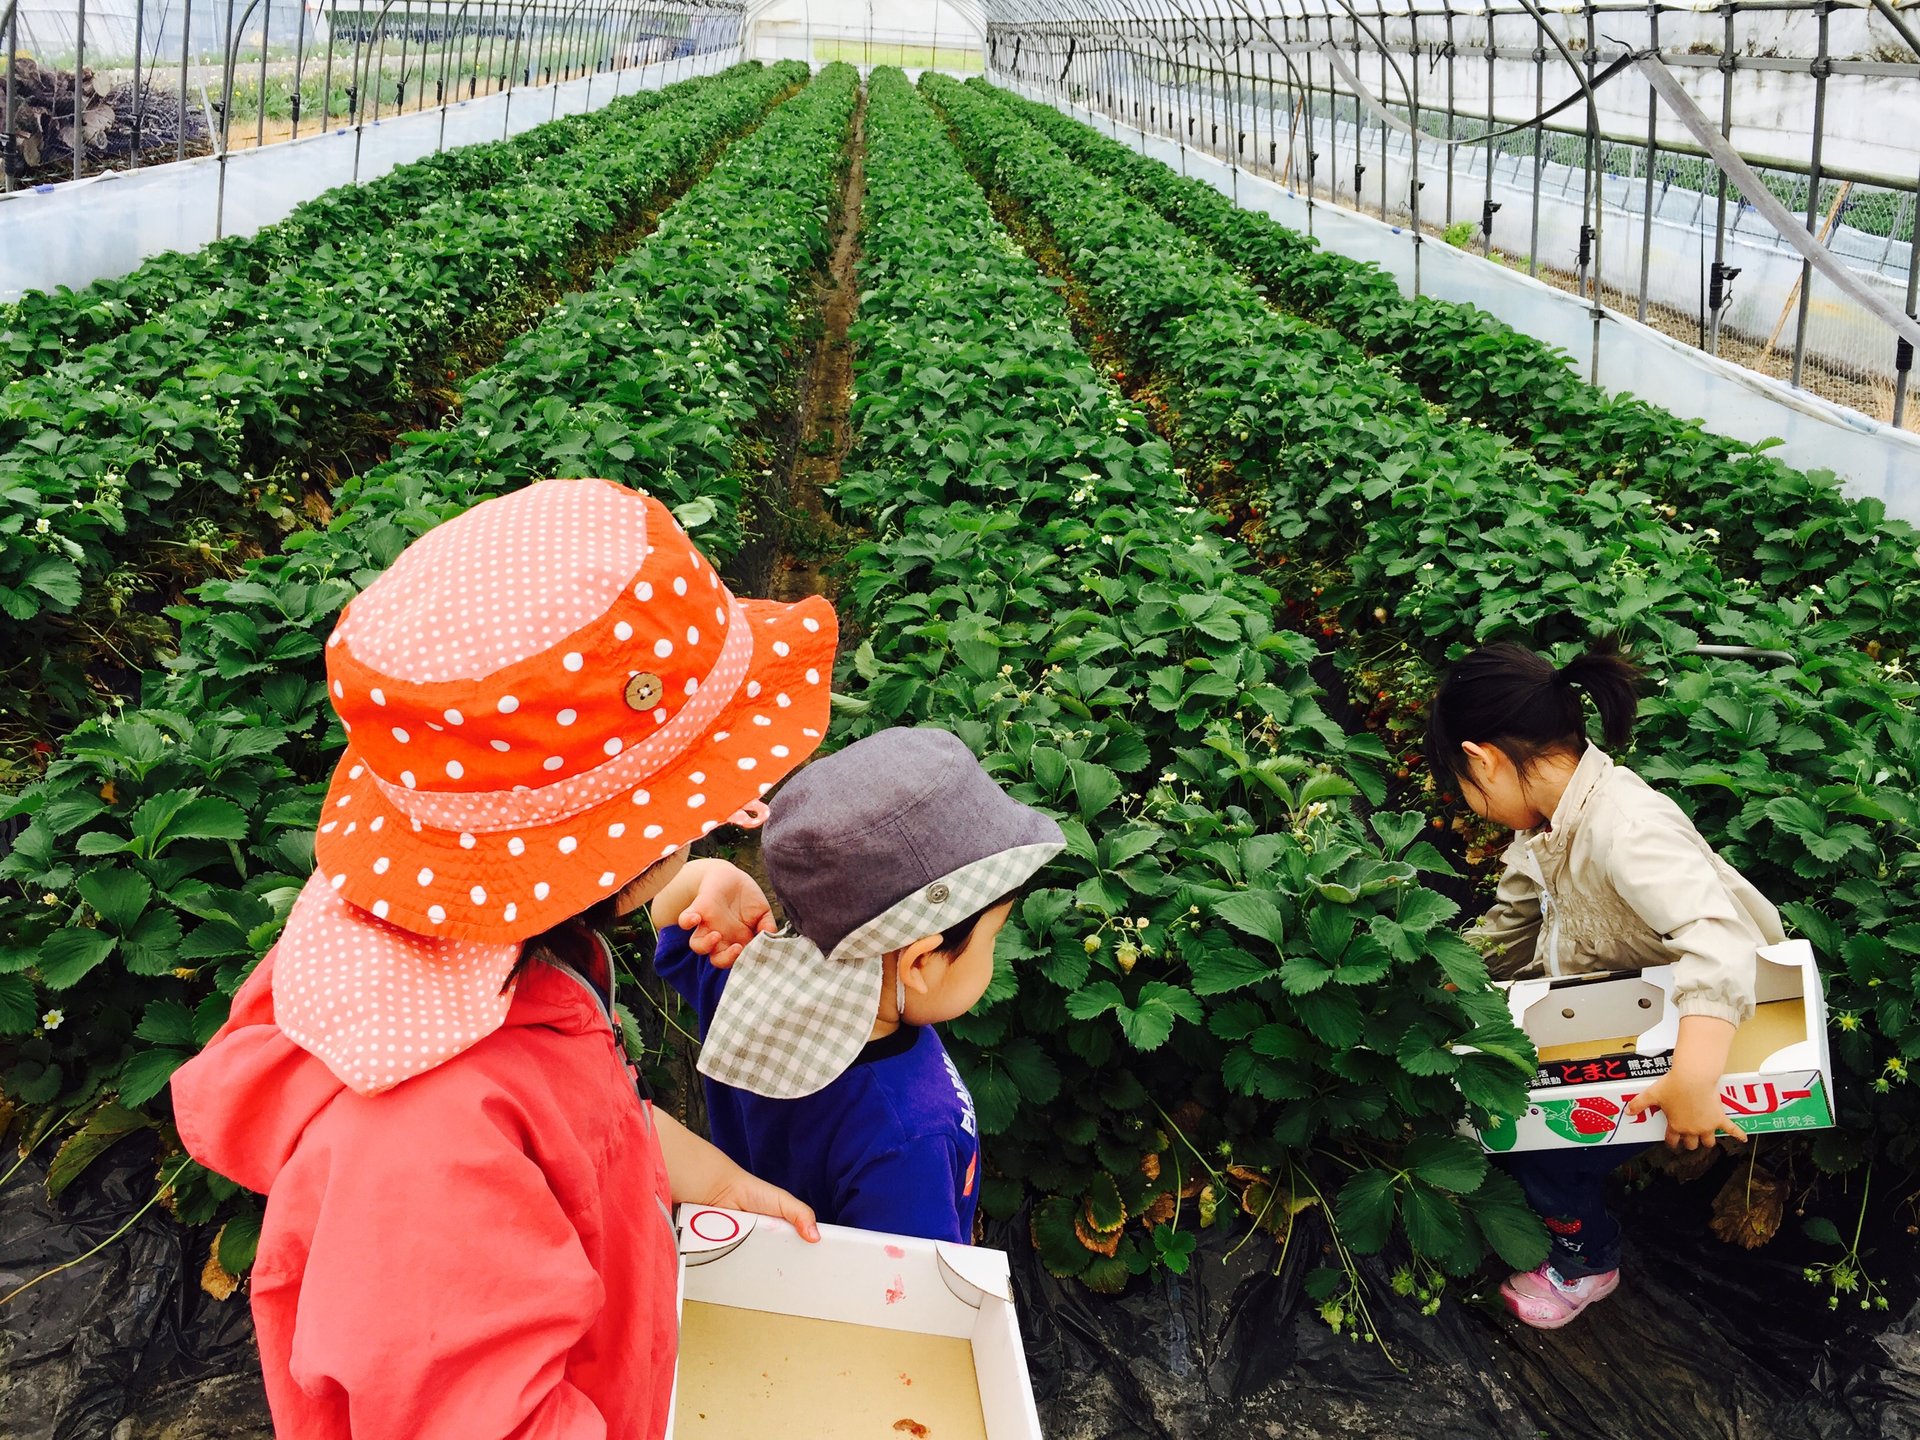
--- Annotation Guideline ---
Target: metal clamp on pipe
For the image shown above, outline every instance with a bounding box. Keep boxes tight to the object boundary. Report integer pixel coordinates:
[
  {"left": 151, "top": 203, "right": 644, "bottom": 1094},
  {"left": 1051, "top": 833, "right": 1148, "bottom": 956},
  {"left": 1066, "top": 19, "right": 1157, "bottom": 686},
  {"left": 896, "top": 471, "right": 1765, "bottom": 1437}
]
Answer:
[{"left": 1709, "top": 260, "right": 1741, "bottom": 314}]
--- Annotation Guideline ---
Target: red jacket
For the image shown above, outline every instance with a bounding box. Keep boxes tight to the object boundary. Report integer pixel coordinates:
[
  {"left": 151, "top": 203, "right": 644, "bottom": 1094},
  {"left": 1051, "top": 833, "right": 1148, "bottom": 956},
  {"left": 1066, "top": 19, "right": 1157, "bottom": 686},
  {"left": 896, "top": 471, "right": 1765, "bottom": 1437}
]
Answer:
[{"left": 171, "top": 954, "right": 679, "bottom": 1440}]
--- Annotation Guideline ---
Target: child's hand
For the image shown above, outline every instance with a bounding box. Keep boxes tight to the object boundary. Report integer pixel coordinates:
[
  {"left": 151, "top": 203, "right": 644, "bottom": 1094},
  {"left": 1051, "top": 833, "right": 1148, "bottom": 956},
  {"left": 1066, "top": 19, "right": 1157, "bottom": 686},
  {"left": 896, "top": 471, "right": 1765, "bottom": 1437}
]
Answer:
[
  {"left": 677, "top": 862, "right": 776, "bottom": 969},
  {"left": 1625, "top": 1071, "right": 1747, "bottom": 1150},
  {"left": 1626, "top": 1012, "right": 1745, "bottom": 1150},
  {"left": 655, "top": 1109, "right": 821, "bottom": 1242},
  {"left": 708, "top": 1169, "right": 822, "bottom": 1243}
]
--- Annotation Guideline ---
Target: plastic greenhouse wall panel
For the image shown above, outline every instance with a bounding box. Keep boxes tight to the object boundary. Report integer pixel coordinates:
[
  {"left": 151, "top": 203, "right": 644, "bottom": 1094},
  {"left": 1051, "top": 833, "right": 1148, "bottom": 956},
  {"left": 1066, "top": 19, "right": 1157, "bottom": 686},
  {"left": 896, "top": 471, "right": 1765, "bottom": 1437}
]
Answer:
[
  {"left": 1014, "top": 82, "right": 1920, "bottom": 528},
  {"left": 0, "top": 49, "right": 742, "bottom": 304}
]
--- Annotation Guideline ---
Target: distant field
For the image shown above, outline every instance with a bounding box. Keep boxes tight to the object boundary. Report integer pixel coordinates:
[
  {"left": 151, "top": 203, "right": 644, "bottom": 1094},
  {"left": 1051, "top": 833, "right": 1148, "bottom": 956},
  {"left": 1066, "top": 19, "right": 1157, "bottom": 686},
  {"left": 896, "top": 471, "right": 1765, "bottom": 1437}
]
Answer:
[{"left": 812, "top": 38, "right": 982, "bottom": 71}]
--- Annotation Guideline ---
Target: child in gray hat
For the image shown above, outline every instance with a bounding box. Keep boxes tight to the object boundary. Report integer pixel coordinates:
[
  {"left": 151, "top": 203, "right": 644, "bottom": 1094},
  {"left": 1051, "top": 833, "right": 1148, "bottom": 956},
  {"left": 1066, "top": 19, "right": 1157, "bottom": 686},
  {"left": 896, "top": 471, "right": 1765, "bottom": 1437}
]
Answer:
[{"left": 649, "top": 726, "right": 1064, "bottom": 1243}]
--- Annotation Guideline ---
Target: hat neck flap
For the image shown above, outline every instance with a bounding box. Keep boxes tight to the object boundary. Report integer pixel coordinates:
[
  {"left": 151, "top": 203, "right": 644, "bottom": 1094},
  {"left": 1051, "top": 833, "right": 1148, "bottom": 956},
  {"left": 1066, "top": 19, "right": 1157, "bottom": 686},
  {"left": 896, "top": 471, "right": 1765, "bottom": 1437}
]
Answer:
[
  {"left": 697, "top": 841, "right": 1063, "bottom": 1100},
  {"left": 274, "top": 870, "right": 523, "bottom": 1097}
]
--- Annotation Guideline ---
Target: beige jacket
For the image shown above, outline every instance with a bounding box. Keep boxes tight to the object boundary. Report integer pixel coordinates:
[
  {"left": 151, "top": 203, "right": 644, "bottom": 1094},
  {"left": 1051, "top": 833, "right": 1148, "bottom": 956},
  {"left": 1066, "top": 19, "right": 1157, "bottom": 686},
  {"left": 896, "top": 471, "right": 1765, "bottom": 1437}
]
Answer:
[{"left": 1471, "top": 745, "right": 1783, "bottom": 1025}]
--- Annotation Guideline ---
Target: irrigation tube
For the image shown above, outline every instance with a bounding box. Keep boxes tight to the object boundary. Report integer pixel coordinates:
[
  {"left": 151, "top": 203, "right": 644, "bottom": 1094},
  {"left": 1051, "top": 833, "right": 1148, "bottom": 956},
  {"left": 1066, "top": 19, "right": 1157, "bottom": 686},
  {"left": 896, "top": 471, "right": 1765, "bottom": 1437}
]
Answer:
[
  {"left": 1315, "top": 42, "right": 1641, "bottom": 152},
  {"left": 1635, "top": 55, "right": 1920, "bottom": 357}
]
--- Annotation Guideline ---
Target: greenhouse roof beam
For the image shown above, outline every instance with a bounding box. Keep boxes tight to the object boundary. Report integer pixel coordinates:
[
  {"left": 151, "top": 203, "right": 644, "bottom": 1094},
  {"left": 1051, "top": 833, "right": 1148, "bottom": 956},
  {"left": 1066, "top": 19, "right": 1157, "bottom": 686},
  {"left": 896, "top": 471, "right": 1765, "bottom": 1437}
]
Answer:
[
  {"left": 742, "top": 0, "right": 988, "bottom": 39},
  {"left": 996, "top": 0, "right": 1920, "bottom": 17}
]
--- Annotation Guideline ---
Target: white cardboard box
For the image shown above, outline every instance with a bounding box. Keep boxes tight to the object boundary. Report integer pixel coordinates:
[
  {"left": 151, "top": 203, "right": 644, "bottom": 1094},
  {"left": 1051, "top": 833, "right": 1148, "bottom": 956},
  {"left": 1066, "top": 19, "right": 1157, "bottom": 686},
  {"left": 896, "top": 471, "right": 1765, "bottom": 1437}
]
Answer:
[
  {"left": 668, "top": 1205, "right": 1045, "bottom": 1440},
  {"left": 1473, "top": 939, "right": 1835, "bottom": 1153}
]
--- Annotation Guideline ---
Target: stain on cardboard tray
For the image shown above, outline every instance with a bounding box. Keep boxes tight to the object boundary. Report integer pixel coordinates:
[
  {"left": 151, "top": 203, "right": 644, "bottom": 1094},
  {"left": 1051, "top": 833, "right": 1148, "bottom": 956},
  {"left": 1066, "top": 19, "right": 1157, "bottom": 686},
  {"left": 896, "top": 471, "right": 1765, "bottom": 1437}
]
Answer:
[
  {"left": 885, "top": 1273, "right": 907, "bottom": 1304},
  {"left": 885, "top": 1244, "right": 906, "bottom": 1259},
  {"left": 892, "top": 1422, "right": 930, "bottom": 1437},
  {"left": 676, "top": 1300, "right": 986, "bottom": 1439}
]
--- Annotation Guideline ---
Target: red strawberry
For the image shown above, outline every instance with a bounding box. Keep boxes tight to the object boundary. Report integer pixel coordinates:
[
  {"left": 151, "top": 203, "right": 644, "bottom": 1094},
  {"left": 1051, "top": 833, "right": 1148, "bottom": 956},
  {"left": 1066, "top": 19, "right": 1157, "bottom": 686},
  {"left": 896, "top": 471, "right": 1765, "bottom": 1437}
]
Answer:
[{"left": 1570, "top": 1095, "right": 1620, "bottom": 1136}]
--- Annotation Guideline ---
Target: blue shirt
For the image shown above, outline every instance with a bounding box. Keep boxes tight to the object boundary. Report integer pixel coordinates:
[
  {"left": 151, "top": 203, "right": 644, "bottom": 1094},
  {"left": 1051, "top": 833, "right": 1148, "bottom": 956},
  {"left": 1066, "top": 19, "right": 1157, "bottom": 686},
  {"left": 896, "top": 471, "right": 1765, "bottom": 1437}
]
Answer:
[{"left": 653, "top": 926, "right": 980, "bottom": 1244}]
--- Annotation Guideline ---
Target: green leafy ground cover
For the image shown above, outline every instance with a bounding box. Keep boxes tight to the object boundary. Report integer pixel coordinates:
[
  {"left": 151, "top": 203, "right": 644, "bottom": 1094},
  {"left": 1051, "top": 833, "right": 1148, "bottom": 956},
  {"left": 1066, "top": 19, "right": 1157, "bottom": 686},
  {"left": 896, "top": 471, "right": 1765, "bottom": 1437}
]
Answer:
[
  {"left": 843, "top": 69, "right": 1546, "bottom": 1295},
  {"left": 0, "top": 102, "right": 645, "bottom": 386},
  {"left": 934, "top": 76, "right": 1920, "bottom": 1189},
  {"left": 995, "top": 88, "right": 1920, "bottom": 651},
  {"left": 0, "top": 62, "right": 855, "bottom": 1222},
  {"left": 2, "top": 61, "right": 1911, "bottom": 1316},
  {"left": 0, "top": 64, "right": 784, "bottom": 749}
]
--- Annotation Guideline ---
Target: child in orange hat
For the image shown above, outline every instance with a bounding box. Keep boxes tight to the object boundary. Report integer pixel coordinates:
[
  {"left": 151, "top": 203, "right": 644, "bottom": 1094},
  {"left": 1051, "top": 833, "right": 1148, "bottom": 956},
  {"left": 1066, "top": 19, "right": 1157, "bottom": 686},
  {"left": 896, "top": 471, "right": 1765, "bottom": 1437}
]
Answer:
[{"left": 171, "top": 478, "right": 840, "bottom": 1440}]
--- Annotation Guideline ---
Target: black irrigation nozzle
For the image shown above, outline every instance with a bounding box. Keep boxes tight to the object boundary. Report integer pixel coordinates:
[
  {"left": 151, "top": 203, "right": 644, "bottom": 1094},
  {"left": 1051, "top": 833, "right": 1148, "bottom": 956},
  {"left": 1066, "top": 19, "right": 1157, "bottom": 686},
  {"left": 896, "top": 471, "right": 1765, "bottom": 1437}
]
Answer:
[
  {"left": 1899, "top": 337, "right": 1915, "bottom": 375},
  {"left": 1709, "top": 260, "right": 1742, "bottom": 312},
  {"left": 1577, "top": 223, "right": 1594, "bottom": 269},
  {"left": 1308, "top": 149, "right": 1319, "bottom": 178},
  {"left": 1354, "top": 161, "right": 1367, "bottom": 197},
  {"left": 1482, "top": 198, "right": 1503, "bottom": 235}
]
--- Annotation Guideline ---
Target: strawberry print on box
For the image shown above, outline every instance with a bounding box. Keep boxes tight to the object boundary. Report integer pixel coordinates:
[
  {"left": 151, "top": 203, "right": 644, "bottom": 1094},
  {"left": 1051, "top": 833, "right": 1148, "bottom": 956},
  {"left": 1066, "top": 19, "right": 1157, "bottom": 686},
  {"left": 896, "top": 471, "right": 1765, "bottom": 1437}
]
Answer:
[{"left": 1471, "top": 941, "right": 1835, "bottom": 1153}]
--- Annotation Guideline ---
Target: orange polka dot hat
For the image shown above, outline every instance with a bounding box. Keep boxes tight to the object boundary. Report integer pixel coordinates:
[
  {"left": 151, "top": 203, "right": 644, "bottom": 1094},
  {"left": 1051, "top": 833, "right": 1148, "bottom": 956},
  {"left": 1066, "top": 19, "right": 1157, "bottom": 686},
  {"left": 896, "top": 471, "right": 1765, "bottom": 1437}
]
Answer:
[
  {"left": 277, "top": 478, "right": 837, "bottom": 1094},
  {"left": 314, "top": 476, "right": 837, "bottom": 940}
]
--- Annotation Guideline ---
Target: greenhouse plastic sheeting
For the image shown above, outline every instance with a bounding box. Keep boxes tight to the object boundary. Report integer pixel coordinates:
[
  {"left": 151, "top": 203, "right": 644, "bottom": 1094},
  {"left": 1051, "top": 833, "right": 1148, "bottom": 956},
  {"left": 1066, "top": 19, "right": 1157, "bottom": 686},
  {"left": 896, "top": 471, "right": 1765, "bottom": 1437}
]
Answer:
[
  {"left": 0, "top": 49, "right": 742, "bottom": 305},
  {"left": 0, "top": 1144, "right": 264, "bottom": 1440},
  {"left": 1020, "top": 84, "right": 1920, "bottom": 530},
  {"left": 989, "top": 1171, "right": 1920, "bottom": 1440}
]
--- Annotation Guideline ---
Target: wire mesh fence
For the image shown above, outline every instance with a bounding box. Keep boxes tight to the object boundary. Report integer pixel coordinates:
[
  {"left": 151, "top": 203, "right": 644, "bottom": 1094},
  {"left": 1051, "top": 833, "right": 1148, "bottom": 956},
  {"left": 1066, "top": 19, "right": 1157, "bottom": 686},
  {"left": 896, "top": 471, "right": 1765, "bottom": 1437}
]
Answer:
[{"left": 2, "top": 0, "right": 743, "bottom": 189}]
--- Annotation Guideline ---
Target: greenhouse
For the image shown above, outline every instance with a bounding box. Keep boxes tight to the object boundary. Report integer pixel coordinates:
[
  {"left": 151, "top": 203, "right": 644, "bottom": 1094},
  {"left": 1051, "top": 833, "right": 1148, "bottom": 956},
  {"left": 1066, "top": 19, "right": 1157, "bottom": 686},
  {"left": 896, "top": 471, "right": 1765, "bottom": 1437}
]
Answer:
[{"left": 0, "top": 2, "right": 1917, "bottom": 1437}]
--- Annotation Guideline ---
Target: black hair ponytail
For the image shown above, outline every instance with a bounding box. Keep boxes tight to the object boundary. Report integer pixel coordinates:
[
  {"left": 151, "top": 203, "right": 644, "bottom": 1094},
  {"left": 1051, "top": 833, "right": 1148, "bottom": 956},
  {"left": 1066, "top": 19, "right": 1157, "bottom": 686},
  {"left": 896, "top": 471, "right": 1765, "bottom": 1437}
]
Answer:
[
  {"left": 1424, "top": 638, "right": 1641, "bottom": 796},
  {"left": 1554, "top": 644, "right": 1640, "bottom": 749}
]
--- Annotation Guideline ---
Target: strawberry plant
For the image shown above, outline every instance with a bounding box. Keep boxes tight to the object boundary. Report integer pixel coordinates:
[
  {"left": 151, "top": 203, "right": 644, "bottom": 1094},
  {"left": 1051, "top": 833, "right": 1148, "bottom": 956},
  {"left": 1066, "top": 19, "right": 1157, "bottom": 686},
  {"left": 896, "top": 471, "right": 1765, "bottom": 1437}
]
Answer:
[
  {"left": 0, "top": 62, "right": 799, "bottom": 751},
  {"left": 942, "top": 78, "right": 1920, "bottom": 1184},
  {"left": 993, "top": 87, "right": 1920, "bottom": 658},
  {"left": 830, "top": 69, "right": 1547, "bottom": 1294},
  {"left": 0, "top": 98, "right": 646, "bottom": 385},
  {"left": 0, "top": 64, "right": 857, "bottom": 1207}
]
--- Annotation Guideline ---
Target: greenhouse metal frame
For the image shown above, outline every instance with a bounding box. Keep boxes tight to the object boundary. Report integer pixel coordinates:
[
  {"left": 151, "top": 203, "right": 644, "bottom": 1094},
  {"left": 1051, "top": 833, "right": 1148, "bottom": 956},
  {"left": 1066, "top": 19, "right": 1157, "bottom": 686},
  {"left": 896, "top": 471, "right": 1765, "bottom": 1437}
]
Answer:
[
  {"left": 3, "top": 0, "right": 1918, "bottom": 420},
  {"left": 975, "top": 0, "right": 1920, "bottom": 424},
  {"left": 2, "top": 0, "right": 744, "bottom": 181}
]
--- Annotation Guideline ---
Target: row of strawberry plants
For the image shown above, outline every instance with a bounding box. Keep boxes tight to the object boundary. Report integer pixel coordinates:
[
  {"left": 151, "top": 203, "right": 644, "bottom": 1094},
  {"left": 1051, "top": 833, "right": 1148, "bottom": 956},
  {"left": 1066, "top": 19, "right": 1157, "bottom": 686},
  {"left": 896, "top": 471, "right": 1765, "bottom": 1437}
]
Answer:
[
  {"left": 0, "top": 100, "right": 648, "bottom": 385},
  {"left": 939, "top": 77, "right": 1920, "bottom": 1176},
  {"left": 0, "top": 63, "right": 798, "bottom": 747},
  {"left": 834, "top": 68, "right": 1547, "bottom": 1294},
  {"left": 0, "top": 63, "right": 859, "bottom": 1220},
  {"left": 993, "top": 85, "right": 1920, "bottom": 652}
]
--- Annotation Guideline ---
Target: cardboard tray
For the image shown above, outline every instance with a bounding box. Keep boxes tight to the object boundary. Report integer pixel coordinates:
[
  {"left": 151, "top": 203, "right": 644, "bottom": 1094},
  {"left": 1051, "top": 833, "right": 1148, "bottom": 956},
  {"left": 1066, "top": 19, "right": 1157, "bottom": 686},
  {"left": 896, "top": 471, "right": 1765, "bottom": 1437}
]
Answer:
[
  {"left": 1471, "top": 939, "right": 1834, "bottom": 1153},
  {"left": 667, "top": 1206, "right": 1044, "bottom": 1440}
]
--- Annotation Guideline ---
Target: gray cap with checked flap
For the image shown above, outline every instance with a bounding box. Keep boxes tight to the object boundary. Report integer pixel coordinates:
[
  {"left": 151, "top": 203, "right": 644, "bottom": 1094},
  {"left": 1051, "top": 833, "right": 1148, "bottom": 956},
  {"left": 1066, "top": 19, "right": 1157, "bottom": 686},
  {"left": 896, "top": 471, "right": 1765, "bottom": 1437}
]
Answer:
[{"left": 697, "top": 726, "right": 1065, "bottom": 1099}]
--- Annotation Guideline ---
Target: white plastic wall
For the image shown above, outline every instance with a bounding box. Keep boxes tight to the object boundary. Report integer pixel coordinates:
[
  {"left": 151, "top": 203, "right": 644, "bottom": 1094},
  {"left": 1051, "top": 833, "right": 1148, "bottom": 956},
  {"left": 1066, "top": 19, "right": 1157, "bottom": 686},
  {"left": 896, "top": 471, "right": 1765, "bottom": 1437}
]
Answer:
[
  {"left": 1013, "top": 80, "right": 1920, "bottom": 528},
  {"left": 1291, "top": 112, "right": 1912, "bottom": 385},
  {"left": 0, "top": 47, "right": 741, "bottom": 304}
]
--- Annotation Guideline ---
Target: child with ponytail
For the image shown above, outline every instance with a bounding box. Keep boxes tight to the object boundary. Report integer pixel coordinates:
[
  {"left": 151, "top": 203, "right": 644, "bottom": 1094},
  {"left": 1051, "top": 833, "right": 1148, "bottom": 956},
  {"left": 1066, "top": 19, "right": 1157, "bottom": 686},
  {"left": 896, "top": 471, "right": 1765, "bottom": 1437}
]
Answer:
[{"left": 1426, "top": 640, "right": 1785, "bottom": 1329}]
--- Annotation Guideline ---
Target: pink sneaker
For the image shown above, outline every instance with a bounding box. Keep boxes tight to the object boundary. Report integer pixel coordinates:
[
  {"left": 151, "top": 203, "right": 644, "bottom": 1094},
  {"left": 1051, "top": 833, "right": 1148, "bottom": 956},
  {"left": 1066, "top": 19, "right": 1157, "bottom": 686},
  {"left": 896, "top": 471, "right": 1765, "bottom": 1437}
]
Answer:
[{"left": 1500, "top": 1263, "right": 1619, "bottom": 1329}]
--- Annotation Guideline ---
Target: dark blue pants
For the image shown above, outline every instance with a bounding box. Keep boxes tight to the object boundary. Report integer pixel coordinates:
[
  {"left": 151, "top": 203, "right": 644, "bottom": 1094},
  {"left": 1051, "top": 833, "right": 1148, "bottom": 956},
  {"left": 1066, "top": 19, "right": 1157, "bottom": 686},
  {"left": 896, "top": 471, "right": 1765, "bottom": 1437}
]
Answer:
[{"left": 1497, "top": 1144, "right": 1652, "bottom": 1278}]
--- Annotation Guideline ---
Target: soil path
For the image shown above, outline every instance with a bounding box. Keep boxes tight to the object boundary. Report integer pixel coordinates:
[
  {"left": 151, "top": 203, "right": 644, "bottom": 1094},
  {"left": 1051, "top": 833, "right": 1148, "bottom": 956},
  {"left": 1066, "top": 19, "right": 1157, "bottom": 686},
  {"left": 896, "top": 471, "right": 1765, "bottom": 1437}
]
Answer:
[
  {"left": 654, "top": 85, "right": 866, "bottom": 1125},
  {"left": 774, "top": 87, "right": 863, "bottom": 607},
  {"left": 726, "top": 86, "right": 862, "bottom": 609}
]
